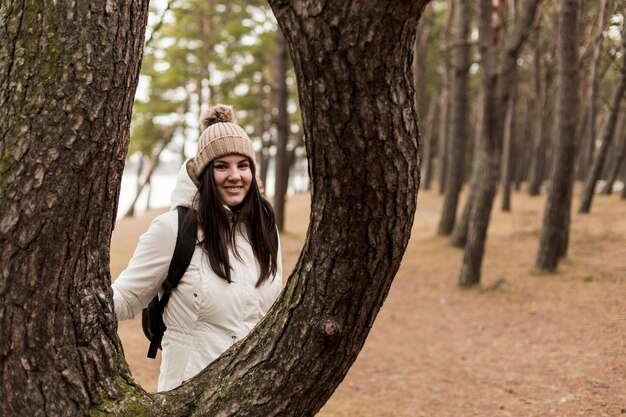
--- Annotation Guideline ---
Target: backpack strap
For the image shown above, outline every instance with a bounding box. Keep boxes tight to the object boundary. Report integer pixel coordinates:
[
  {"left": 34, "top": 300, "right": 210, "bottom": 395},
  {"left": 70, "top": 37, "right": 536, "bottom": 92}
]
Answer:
[{"left": 147, "top": 206, "right": 197, "bottom": 358}]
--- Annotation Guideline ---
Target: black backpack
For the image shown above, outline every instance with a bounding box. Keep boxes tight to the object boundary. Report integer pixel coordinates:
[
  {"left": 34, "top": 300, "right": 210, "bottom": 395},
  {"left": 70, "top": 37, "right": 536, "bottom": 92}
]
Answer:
[
  {"left": 142, "top": 206, "right": 197, "bottom": 358},
  {"left": 141, "top": 205, "right": 279, "bottom": 359}
]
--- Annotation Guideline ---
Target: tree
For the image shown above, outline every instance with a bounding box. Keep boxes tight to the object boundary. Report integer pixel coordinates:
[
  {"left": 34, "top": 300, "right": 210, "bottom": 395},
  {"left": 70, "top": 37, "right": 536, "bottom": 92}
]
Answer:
[
  {"left": 579, "top": 10, "right": 626, "bottom": 213},
  {"left": 438, "top": 0, "right": 471, "bottom": 235},
  {"left": 0, "top": 1, "right": 151, "bottom": 414},
  {"left": 459, "top": 0, "right": 540, "bottom": 286},
  {"left": 535, "top": 0, "right": 581, "bottom": 271},
  {"left": 0, "top": 0, "right": 428, "bottom": 415}
]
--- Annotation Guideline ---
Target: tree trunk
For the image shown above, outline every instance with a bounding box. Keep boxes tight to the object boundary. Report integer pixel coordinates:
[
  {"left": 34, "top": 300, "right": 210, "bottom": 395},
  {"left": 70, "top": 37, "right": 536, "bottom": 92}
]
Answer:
[
  {"left": 438, "top": 0, "right": 471, "bottom": 235},
  {"left": 273, "top": 29, "right": 290, "bottom": 231},
  {"left": 500, "top": 68, "right": 518, "bottom": 211},
  {"left": 437, "top": 2, "right": 455, "bottom": 194},
  {"left": 450, "top": 92, "right": 484, "bottom": 248},
  {"left": 420, "top": 99, "right": 438, "bottom": 190},
  {"left": 535, "top": 0, "right": 581, "bottom": 271},
  {"left": 0, "top": 1, "right": 428, "bottom": 415},
  {"left": 579, "top": 16, "right": 626, "bottom": 213},
  {"left": 0, "top": 1, "right": 151, "bottom": 415},
  {"left": 527, "top": 29, "right": 545, "bottom": 195},
  {"left": 576, "top": 0, "right": 608, "bottom": 181},
  {"left": 601, "top": 114, "right": 626, "bottom": 194},
  {"left": 515, "top": 98, "right": 534, "bottom": 190},
  {"left": 459, "top": 0, "right": 540, "bottom": 286},
  {"left": 622, "top": 159, "right": 626, "bottom": 199}
]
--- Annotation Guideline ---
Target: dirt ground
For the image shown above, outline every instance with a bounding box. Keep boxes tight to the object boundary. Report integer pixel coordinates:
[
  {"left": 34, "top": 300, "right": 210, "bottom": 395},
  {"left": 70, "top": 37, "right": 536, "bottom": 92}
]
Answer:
[{"left": 111, "top": 185, "right": 626, "bottom": 416}]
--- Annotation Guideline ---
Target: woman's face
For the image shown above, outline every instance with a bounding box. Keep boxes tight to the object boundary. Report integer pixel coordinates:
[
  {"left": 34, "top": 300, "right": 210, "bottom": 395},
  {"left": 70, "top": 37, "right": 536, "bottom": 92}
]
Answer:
[{"left": 212, "top": 154, "right": 253, "bottom": 207}]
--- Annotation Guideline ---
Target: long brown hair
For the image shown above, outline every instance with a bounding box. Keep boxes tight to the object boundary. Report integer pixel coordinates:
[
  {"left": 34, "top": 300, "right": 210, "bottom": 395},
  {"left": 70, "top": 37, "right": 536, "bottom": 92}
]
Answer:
[{"left": 195, "top": 159, "right": 277, "bottom": 286}]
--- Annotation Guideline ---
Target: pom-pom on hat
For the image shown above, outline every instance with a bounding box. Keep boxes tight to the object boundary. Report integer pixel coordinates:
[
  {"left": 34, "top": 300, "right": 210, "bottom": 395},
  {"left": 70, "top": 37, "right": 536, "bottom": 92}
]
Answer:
[{"left": 193, "top": 104, "right": 255, "bottom": 177}]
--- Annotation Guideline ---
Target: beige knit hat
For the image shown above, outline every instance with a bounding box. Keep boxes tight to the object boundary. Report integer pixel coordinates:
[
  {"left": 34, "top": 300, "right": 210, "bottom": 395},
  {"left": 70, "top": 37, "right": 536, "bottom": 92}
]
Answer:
[{"left": 193, "top": 104, "right": 255, "bottom": 177}]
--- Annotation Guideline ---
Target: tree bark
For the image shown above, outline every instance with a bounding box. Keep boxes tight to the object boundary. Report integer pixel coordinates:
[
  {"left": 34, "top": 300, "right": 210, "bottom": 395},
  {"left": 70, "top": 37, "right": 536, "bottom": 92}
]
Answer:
[
  {"left": 438, "top": 0, "right": 471, "bottom": 235},
  {"left": 1, "top": 0, "right": 428, "bottom": 415},
  {"left": 578, "top": 14, "right": 626, "bottom": 213},
  {"left": 535, "top": 0, "right": 581, "bottom": 271},
  {"left": 273, "top": 29, "right": 290, "bottom": 231},
  {"left": 0, "top": 1, "right": 151, "bottom": 415}
]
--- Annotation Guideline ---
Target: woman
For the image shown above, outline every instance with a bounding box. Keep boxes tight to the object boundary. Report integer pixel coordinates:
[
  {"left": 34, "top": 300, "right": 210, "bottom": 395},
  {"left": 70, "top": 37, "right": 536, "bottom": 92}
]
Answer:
[{"left": 112, "top": 104, "right": 282, "bottom": 392}]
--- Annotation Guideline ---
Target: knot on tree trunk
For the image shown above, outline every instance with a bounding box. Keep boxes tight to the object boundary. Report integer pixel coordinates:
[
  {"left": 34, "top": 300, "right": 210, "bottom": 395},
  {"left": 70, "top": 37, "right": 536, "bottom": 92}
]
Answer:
[{"left": 321, "top": 319, "right": 341, "bottom": 337}]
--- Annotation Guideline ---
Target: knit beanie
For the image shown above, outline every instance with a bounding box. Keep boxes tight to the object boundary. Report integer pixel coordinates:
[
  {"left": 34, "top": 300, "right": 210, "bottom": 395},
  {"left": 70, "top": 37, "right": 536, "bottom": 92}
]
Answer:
[{"left": 193, "top": 104, "right": 255, "bottom": 177}]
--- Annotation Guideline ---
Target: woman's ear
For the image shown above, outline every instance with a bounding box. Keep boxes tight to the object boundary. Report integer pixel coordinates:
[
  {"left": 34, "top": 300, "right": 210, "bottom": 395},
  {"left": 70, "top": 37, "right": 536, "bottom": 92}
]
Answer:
[{"left": 187, "top": 158, "right": 201, "bottom": 187}]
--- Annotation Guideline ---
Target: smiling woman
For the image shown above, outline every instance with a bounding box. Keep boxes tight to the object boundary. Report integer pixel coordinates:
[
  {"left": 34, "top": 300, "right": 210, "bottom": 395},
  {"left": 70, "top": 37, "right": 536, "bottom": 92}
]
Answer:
[{"left": 112, "top": 104, "right": 282, "bottom": 391}]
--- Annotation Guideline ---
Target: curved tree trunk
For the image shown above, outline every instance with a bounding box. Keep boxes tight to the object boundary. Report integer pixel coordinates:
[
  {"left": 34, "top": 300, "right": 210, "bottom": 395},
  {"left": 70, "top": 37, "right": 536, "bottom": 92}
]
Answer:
[
  {"left": 535, "top": 0, "right": 581, "bottom": 271},
  {"left": 0, "top": 1, "right": 151, "bottom": 415},
  {"left": 438, "top": 0, "right": 471, "bottom": 235},
  {"left": 1, "top": 1, "right": 428, "bottom": 416}
]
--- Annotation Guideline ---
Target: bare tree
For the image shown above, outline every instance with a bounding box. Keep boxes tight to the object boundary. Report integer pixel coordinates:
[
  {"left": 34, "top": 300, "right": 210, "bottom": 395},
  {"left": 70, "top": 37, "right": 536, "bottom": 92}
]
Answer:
[
  {"left": 535, "top": 0, "right": 581, "bottom": 271},
  {"left": 438, "top": 0, "right": 472, "bottom": 235},
  {"left": 601, "top": 112, "right": 626, "bottom": 194},
  {"left": 459, "top": 0, "right": 540, "bottom": 286},
  {"left": 576, "top": 0, "right": 609, "bottom": 180},
  {"left": 579, "top": 11, "right": 626, "bottom": 213},
  {"left": 0, "top": 0, "right": 428, "bottom": 415},
  {"left": 437, "top": 1, "right": 455, "bottom": 194}
]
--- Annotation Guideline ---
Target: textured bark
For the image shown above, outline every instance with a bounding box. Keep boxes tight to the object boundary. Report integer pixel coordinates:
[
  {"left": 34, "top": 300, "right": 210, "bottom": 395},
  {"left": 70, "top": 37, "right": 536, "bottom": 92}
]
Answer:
[
  {"left": 579, "top": 16, "right": 626, "bottom": 213},
  {"left": 1, "top": 0, "right": 427, "bottom": 416},
  {"left": 535, "top": 0, "right": 581, "bottom": 271},
  {"left": 273, "top": 29, "right": 289, "bottom": 231},
  {"left": 438, "top": 0, "right": 471, "bottom": 235},
  {"left": 0, "top": 1, "right": 151, "bottom": 416},
  {"left": 459, "top": 0, "right": 540, "bottom": 286}
]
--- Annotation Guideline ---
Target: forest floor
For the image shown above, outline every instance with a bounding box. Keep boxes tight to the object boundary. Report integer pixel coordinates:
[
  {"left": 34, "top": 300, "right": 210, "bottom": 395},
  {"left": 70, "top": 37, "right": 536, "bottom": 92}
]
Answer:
[{"left": 111, "top": 184, "right": 626, "bottom": 417}]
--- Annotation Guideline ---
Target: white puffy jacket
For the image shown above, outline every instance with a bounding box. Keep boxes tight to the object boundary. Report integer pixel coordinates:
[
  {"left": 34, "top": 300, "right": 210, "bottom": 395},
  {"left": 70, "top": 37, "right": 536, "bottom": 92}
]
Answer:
[{"left": 112, "top": 160, "right": 282, "bottom": 392}]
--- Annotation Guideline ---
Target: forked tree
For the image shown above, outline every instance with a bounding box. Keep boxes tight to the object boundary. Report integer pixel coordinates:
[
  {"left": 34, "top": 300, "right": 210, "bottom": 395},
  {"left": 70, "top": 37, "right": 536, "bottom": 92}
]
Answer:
[{"left": 0, "top": 0, "right": 428, "bottom": 415}]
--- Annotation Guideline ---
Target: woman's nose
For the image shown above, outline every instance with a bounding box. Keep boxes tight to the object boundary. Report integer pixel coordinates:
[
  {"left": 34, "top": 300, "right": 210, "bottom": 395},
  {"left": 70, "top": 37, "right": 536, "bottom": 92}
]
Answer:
[{"left": 227, "top": 168, "right": 241, "bottom": 180}]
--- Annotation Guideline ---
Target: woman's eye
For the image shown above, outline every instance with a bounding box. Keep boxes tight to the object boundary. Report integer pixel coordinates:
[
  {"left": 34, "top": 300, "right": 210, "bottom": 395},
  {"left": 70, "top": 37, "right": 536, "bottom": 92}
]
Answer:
[
  {"left": 238, "top": 163, "right": 250, "bottom": 170},
  {"left": 214, "top": 164, "right": 227, "bottom": 171}
]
